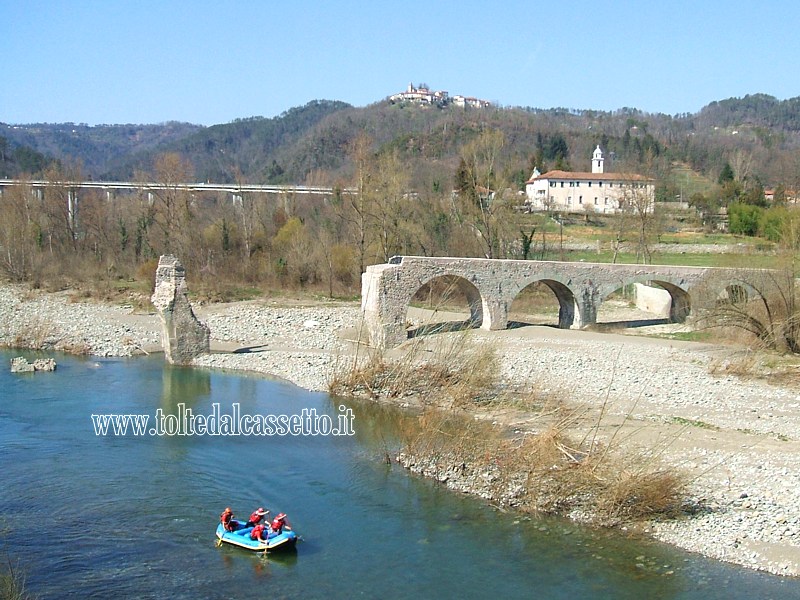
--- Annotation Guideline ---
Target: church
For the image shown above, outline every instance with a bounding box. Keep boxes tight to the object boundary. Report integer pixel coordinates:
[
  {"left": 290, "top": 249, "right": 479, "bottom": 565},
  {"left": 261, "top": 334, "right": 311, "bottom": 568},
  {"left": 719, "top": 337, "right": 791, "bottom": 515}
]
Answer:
[{"left": 524, "top": 146, "right": 654, "bottom": 214}]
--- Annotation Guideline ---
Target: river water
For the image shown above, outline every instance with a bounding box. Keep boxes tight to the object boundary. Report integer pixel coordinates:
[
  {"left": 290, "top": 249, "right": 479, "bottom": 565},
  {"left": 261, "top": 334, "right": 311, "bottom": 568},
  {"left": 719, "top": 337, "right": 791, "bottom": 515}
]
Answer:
[{"left": 1, "top": 351, "right": 798, "bottom": 599}]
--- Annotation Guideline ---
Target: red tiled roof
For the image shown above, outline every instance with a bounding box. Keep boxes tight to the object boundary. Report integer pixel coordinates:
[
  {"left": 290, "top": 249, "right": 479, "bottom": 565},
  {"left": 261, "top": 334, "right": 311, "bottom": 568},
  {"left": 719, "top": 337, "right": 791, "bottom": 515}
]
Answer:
[{"left": 525, "top": 170, "right": 652, "bottom": 184}]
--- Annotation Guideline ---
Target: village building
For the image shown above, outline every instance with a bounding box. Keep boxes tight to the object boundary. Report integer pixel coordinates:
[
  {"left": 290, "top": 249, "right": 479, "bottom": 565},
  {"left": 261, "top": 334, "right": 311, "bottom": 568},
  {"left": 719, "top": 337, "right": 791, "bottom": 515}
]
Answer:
[
  {"left": 525, "top": 146, "right": 655, "bottom": 214},
  {"left": 451, "top": 95, "right": 492, "bottom": 109},
  {"left": 389, "top": 83, "right": 491, "bottom": 109},
  {"left": 764, "top": 187, "right": 799, "bottom": 204},
  {"left": 389, "top": 83, "right": 449, "bottom": 106}
]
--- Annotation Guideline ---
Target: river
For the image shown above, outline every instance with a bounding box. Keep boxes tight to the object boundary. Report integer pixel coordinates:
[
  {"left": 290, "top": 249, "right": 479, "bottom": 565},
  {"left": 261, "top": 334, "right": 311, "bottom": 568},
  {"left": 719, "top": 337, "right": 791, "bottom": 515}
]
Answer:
[{"left": 1, "top": 351, "right": 798, "bottom": 599}]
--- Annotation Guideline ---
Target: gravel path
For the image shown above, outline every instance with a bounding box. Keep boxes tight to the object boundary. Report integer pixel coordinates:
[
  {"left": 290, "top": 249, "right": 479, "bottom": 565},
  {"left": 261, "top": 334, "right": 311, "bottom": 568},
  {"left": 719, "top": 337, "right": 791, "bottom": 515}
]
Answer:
[{"left": 3, "top": 284, "right": 800, "bottom": 576}]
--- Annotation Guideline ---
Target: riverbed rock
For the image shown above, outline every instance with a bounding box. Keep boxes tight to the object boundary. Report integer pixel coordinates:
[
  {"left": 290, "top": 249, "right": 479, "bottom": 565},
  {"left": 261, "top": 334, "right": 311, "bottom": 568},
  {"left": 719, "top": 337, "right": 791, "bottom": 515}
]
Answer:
[
  {"left": 10, "top": 356, "right": 57, "bottom": 373},
  {"left": 10, "top": 356, "right": 35, "bottom": 372},
  {"left": 32, "top": 358, "right": 57, "bottom": 371}
]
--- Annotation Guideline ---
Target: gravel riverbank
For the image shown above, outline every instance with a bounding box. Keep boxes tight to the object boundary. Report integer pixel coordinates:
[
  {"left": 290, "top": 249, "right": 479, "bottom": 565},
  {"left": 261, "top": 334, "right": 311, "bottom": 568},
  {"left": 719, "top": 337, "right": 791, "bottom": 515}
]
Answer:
[{"left": 3, "top": 284, "right": 800, "bottom": 577}]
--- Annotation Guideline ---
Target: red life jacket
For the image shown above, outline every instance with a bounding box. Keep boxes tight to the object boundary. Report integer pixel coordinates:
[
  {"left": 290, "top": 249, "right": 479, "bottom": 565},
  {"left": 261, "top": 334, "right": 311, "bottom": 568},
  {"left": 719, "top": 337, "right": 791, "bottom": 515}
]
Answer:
[
  {"left": 220, "top": 511, "right": 233, "bottom": 529},
  {"left": 249, "top": 511, "right": 263, "bottom": 524},
  {"left": 270, "top": 516, "right": 284, "bottom": 532},
  {"left": 250, "top": 524, "right": 267, "bottom": 540}
]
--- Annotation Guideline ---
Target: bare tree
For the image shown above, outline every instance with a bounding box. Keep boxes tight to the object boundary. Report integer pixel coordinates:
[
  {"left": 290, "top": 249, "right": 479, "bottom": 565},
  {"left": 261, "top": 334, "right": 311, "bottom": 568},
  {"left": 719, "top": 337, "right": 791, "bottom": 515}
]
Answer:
[
  {"left": 729, "top": 149, "right": 754, "bottom": 184},
  {"left": 147, "top": 152, "right": 195, "bottom": 258},
  {"left": 231, "top": 167, "right": 257, "bottom": 264},
  {"left": 694, "top": 264, "right": 800, "bottom": 353},
  {"left": 615, "top": 149, "right": 662, "bottom": 264},
  {"left": 338, "top": 134, "right": 376, "bottom": 274},
  {"left": 618, "top": 177, "right": 656, "bottom": 263},
  {"left": 42, "top": 161, "right": 83, "bottom": 249},
  {"left": 453, "top": 129, "right": 515, "bottom": 259},
  {"left": 0, "top": 179, "right": 38, "bottom": 280},
  {"left": 372, "top": 149, "right": 411, "bottom": 262}
]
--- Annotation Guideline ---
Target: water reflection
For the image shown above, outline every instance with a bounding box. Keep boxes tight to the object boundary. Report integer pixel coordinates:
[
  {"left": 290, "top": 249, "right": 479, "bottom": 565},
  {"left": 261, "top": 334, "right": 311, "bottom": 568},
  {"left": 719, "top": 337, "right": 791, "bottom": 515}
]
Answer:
[{"left": 160, "top": 364, "right": 211, "bottom": 411}]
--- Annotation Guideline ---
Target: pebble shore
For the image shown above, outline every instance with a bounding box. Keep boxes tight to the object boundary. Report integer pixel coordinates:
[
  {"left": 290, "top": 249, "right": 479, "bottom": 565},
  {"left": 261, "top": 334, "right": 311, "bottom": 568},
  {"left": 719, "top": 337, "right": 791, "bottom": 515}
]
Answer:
[
  {"left": 494, "top": 332, "right": 800, "bottom": 577},
  {"left": 2, "top": 284, "right": 800, "bottom": 576},
  {"left": 0, "top": 286, "right": 160, "bottom": 356},
  {"left": 191, "top": 302, "right": 361, "bottom": 392}
]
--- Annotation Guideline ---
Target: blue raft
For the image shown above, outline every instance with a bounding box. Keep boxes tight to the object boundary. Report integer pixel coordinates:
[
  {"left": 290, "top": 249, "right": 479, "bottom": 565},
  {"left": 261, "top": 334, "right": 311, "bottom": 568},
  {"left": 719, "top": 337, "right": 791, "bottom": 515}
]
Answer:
[{"left": 216, "top": 520, "right": 298, "bottom": 552}]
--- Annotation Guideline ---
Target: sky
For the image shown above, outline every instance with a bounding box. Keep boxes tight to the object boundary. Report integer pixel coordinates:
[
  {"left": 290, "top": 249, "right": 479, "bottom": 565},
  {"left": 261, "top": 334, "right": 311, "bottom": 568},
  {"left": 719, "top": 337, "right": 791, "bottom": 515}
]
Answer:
[{"left": 2, "top": 0, "right": 799, "bottom": 126}]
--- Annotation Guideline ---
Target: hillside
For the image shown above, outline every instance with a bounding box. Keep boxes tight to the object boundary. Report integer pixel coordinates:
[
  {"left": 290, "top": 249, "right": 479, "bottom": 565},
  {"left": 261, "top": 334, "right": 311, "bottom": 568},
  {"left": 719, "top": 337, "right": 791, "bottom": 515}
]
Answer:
[
  {"left": 102, "top": 99, "right": 353, "bottom": 182},
  {"left": 1, "top": 121, "right": 202, "bottom": 178},
  {"left": 3, "top": 93, "right": 800, "bottom": 193}
]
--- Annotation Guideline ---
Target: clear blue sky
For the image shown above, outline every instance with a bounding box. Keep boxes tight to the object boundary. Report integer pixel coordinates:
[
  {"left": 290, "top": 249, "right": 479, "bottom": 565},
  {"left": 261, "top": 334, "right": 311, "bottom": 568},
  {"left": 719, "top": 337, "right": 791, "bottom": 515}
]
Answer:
[{"left": 2, "top": 0, "right": 799, "bottom": 126}]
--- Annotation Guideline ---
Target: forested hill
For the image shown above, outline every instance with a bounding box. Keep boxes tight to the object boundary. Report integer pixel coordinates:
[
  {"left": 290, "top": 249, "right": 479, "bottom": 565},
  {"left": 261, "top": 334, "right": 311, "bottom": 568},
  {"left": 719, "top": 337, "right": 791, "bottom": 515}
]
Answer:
[
  {"left": 103, "top": 99, "right": 353, "bottom": 182},
  {"left": 3, "top": 93, "right": 800, "bottom": 191},
  {"left": 695, "top": 94, "right": 800, "bottom": 130},
  {"left": 1, "top": 121, "right": 202, "bottom": 177},
  {"left": 1, "top": 100, "right": 352, "bottom": 181}
]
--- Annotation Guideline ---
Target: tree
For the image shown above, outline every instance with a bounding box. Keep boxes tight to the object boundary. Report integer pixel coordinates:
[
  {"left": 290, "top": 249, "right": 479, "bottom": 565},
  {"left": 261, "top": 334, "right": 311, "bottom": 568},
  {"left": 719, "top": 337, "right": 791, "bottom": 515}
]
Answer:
[
  {"left": 718, "top": 162, "right": 735, "bottom": 185},
  {"left": 717, "top": 178, "right": 743, "bottom": 207},
  {"left": 729, "top": 149, "right": 753, "bottom": 184},
  {"left": 0, "top": 179, "right": 39, "bottom": 280},
  {"left": 728, "top": 202, "right": 762, "bottom": 236},
  {"left": 617, "top": 151, "right": 659, "bottom": 264},
  {"left": 272, "top": 217, "right": 315, "bottom": 287},
  {"left": 340, "top": 134, "right": 376, "bottom": 274},
  {"left": 231, "top": 167, "right": 258, "bottom": 264},
  {"left": 689, "top": 192, "right": 719, "bottom": 226},
  {"left": 372, "top": 149, "right": 411, "bottom": 263},
  {"left": 452, "top": 129, "right": 515, "bottom": 259},
  {"left": 42, "top": 161, "right": 83, "bottom": 249},
  {"left": 740, "top": 179, "right": 766, "bottom": 207},
  {"left": 147, "top": 152, "right": 195, "bottom": 258}
]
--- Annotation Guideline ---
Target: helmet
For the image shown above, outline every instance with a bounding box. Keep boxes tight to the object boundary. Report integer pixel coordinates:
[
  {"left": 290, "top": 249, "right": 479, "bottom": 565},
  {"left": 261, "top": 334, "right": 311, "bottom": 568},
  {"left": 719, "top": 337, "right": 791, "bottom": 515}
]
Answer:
[
  {"left": 276, "top": 513, "right": 286, "bottom": 520},
  {"left": 256, "top": 507, "right": 267, "bottom": 514}
]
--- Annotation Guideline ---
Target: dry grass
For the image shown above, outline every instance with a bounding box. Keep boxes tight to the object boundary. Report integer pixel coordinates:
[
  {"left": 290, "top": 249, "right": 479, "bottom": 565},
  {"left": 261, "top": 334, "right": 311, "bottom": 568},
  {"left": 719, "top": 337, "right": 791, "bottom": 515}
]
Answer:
[
  {"left": 332, "top": 331, "right": 687, "bottom": 527},
  {"left": 329, "top": 333, "right": 500, "bottom": 408},
  {"left": 2, "top": 316, "right": 91, "bottom": 355},
  {"left": 398, "top": 405, "right": 686, "bottom": 526},
  {"left": 8, "top": 318, "right": 56, "bottom": 351},
  {"left": 0, "top": 554, "right": 35, "bottom": 600},
  {"left": 707, "top": 349, "right": 760, "bottom": 378},
  {"left": 706, "top": 345, "right": 800, "bottom": 388}
]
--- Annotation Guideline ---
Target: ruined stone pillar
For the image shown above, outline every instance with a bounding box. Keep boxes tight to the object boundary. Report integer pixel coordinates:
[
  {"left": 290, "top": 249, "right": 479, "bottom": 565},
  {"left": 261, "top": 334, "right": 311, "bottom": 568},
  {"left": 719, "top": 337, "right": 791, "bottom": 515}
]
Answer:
[
  {"left": 151, "top": 255, "right": 210, "bottom": 365},
  {"left": 361, "top": 266, "right": 407, "bottom": 349}
]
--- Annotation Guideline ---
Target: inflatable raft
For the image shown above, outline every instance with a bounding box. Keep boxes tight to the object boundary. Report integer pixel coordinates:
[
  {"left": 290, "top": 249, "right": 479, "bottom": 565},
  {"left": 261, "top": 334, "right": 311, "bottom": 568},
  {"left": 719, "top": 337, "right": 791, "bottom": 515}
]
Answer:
[{"left": 216, "top": 520, "right": 298, "bottom": 552}]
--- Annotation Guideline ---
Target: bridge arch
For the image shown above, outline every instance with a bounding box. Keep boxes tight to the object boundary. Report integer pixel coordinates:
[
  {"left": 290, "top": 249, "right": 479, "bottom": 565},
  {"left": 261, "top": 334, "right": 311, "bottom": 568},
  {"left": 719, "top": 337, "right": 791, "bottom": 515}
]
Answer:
[
  {"left": 507, "top": 277, "right": 580, "bottom": 329},
  {"left": 597, "top": 276, "right": 692, "bottom": 324},
  {"left": 406, "top": 273, "right": 484, "bottom": 337}
]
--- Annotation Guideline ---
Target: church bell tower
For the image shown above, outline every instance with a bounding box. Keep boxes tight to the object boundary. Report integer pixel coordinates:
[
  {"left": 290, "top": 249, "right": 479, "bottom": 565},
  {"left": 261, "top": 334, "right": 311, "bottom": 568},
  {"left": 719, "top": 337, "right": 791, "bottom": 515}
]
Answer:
[{"left": 592, "top": 145, "right": 604, "bottom": 174}]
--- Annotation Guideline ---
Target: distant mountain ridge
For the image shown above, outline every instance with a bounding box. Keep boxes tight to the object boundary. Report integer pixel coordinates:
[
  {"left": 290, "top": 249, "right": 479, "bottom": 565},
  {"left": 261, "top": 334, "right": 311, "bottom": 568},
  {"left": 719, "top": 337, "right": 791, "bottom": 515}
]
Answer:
[
  {"left": 3, "top": 94, "right": 800, "bottom": 190},
  {"left": 1, "top": 121, "right": 202, "bottom": 177}
]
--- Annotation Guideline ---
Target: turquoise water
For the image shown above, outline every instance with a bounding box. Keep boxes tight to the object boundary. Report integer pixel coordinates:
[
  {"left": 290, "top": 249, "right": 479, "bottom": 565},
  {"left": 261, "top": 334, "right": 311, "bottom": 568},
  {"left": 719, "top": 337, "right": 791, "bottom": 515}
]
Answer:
[{"left": 1, "top": 350, "right": 798, "bottom": 599}]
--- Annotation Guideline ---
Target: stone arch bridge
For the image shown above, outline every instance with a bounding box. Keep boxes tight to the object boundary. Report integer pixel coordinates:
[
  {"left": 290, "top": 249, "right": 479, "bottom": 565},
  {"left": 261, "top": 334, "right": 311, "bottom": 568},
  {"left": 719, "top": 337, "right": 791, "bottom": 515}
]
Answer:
[{"left": 361, "top": 256, "right": 755, "bottom": 349}]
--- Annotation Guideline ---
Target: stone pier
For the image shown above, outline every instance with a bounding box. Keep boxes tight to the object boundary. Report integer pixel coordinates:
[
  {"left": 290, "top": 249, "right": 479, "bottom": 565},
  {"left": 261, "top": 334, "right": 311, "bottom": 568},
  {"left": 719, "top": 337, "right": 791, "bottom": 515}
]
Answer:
[{"left": 151, "top": 255, "right": 210, "bottom": 365}]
